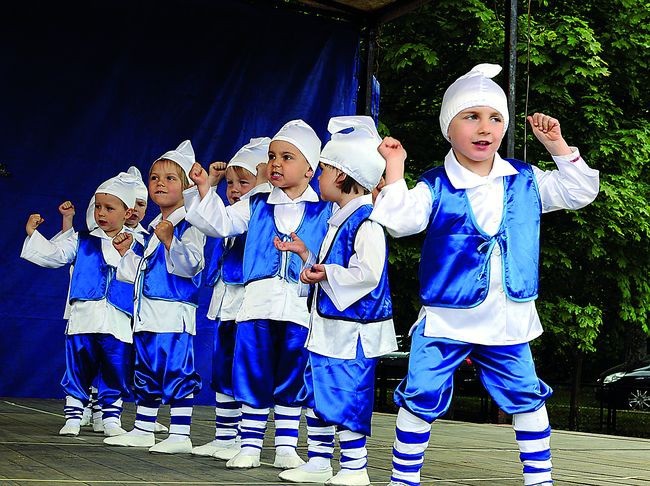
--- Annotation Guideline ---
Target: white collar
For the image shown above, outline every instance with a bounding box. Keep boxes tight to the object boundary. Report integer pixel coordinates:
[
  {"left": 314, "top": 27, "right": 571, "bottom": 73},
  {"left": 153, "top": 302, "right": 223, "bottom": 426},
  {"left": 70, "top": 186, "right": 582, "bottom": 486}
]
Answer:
[
  {"left": 443, "top": 149, "right": 519, "bottom": 190},
  {"left": 266, "top": 184, "right": 320, "bottom": 205},
  {"left": 148, "top": 206, "right": 186, "bottom": 229},
  {"left": 329, "top": 194, "right": 372, "bottom": 227},
  {"left": 90, "top": 227, "right": 113, "bottom": 240}
]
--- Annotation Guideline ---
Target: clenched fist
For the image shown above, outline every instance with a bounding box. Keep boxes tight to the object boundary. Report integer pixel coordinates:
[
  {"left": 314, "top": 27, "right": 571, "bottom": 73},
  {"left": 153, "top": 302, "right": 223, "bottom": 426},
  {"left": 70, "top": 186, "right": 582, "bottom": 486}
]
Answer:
[
  {"left": 26, "top": 214, "right": 45, "bottom": 237},
  {"left": 154, "top": 220, "right": 174, "bottom": 249},
  {"left": 112, "top": 232, "right": 133, "bottom": 256}
]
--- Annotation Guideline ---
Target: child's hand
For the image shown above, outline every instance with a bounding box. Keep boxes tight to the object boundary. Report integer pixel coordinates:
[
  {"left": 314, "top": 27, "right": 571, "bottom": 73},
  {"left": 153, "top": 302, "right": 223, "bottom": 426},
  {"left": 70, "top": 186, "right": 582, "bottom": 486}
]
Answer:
[
  {"left": 208, "top": 161, "right": 227, "bottom": 187},
  {"left": 26, "top": 213, "right": 44, "bottom": 237},
  {"left": 112, "top": 232, "right": 133, "bottom": 256},
  {"left": 273, "top": 233, "right": 308, "bottom": 261},
  {"left": 189, "top": 162, "right": 210, "bottom": 198},
  {"left": 154, "top": 220, "right": 174, "bottom": 249},
  {"left": 372, "top": 176, "right": 386, "bottom": 204},
  {"left": 378, "top": 137, "right": 407, "bottom": 184},
  {"left": 58, "top": 201, "right": 75, "bottom": 217},
  {"left": 256, "top": 162, "right": 269, "bottom": 185},
  {"left": 527, "top": 113, "right": 571, "bottom": 156},
  {"left": 300, "top": 264, "right": 327, "bottom": 284}
]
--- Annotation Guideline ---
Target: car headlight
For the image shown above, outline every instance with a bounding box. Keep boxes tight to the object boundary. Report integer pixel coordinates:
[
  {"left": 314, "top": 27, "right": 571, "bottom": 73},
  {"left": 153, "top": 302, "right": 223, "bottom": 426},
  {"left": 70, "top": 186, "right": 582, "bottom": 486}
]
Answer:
[{"left": 603, "top": 372, "right": 626, "bottom": 384}]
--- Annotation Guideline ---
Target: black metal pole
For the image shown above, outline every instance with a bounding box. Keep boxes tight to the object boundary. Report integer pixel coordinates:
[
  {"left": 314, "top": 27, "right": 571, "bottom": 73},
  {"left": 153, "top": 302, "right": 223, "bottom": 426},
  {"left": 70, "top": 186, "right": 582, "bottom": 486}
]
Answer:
[
  {"left": 357, "top": 24, "right": 378, "bottom": 116},
  {"left": 504, "top": 0, "right": 518, "bottom": 158}
]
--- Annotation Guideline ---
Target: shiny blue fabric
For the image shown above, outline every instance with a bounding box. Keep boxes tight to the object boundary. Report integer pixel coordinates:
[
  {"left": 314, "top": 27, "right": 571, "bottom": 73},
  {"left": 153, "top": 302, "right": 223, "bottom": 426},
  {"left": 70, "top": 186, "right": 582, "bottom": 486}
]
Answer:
[
  {"left": 243, "top": 194, "right": 332, "bottom": 284},
  {"left": 211, "top": 319, "right": 237, "bottom": 396},
  {"left": 395, "top": 320, "right": 553, "bottom": 422},
  {"left": 232, "top": 320, "right": 308, "bottom": 409},
  {"left": 132, "top": 331, "right": 201, "bottom": 404},
  {"left": 205, "top": 235, "right": 246, "bottom": 287},
  {"left": 418, "top": 160, "right": 541, "bottom": 308},
  {"left": 142, "top": 220, "right": 202, "bottom": 306},
  {"left": 61, "top": 333, "right": 132, "bottom": 406},
  {"left": 315, "top": 204, "right": 392, "bottom": 322},
  {"left": 299, "top": 342, "right": 377, "bottom": 436},
  {"left": 69, "top": 232, "right": 142, "bottom": 316},
  {"left": 205, "top": 237, "right": 225, "bottom": 287}
]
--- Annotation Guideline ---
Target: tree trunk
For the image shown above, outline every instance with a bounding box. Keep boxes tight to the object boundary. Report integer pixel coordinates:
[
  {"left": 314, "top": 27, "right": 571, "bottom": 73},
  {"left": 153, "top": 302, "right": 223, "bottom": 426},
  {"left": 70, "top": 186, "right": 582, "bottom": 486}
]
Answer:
[
  {"left": 624, "top": 324, "right": 648, "bottom": 366},
  {"left": 569, "top": 351, "right": 584, "bottom": 431}
]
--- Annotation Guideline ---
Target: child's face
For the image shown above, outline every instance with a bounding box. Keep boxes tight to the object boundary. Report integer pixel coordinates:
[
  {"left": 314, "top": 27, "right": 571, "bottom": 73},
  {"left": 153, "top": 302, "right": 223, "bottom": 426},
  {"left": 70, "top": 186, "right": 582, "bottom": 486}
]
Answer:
[
  {"left": 148, "top": 160, "right": 184, "bottom": 212},
  {"left": 94, "top": 192, "right": 131, "bottom": 237},
  {"left": 448, "top": 106, "right": 505, "bottom": 174},
  {"left": 225, "top": 166, "right": 256, "bottom": 205},
  {"left": 125, "top": 198, "right": 147, "bottom": 228},
  {"left": 267, "top": 140, "right": 313, "bottom": 193},
  {"left": 317, "top": 162, "right": 342, "bottom": 202}
]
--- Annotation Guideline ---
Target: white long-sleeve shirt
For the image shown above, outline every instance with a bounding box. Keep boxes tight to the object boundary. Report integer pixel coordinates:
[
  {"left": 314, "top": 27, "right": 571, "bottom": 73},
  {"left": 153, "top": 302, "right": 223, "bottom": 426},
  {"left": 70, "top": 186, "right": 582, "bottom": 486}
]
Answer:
[
  {"left": 184, "top": 183, "right": 322, "bottom": 327},
  {"left": 206, "top": 237, "right": 245, "bottom": 322},
  {"left": 117, "top": 207, "right": 205, "bottom": 334},
  {"left": 303, "top": 194, "right": 398, "bottom": 359},
  {"left": 20, "top": 227, "right": 133, "bottom": 343},
  {"left": 370, "top": 148, "right": 599, "bottom": 345}
]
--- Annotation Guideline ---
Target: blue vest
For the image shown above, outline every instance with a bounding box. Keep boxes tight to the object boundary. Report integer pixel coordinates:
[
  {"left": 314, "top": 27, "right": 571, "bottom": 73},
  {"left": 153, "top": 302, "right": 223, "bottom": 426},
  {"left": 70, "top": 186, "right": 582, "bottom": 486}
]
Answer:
[
  {"left": 419, "top": 159, "right": 541, "bottom": 308},
  {"left": 206, "top": 235, "right": 246, "bottom": 287},
  {"left": 69, "top": 232, "right": 143, "bottom": 316},
  {"left": 315, "top": 204, "right": 393, "bottom": 323},
  {"left": 141, "top": 219, "right": 202, "bottom": 306},
  {"left": 243, "top": 193, "right": 332, "bottom": 284}
]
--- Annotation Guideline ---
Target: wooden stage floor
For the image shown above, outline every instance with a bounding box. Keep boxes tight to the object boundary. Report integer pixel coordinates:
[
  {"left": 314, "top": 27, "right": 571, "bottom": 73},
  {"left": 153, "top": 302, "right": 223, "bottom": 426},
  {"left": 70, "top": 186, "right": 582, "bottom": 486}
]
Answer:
[{"left": 1, "top": 398, "right": 649, "bottom": 485}]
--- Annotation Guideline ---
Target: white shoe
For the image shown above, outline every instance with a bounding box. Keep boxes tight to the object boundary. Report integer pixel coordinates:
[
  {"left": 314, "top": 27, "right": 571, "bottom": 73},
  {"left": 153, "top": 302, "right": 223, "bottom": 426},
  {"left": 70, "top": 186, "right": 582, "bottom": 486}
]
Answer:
[
  {"left": 59, "top": 423, "right": 80, "bottom": 436},
  {"left": 326, "top": 469, "right": 371, "bottom": 486},
  {"left": 104, "top": 430, "right": 155, "bottom": 447},
  {"left": 386, "top": 482, "right": 409, "bottom": 486},
  {"left": 92, "top": 420, "right": 104, "bottom": 433},
  {"left": 279, "top": 464, "right": 334, "bottom": 483},
  {"left": 103, "top": 424, "right": 127, "bottom": 437},
  {"left": 226, "top": 451, "right": 261, "bottom": 469},
  {"left": 213, "top": 443, "right": 241, "bottom": 461},
  {"left": 80, "top": 407, "right": 92, "bottom": 427},
  {"left": 191, "top": 440, "right": 222, "bottom": 457},
  {"left": 153, "top": 421, "right": 168, "bottom": 433},
  {"left": 274, "top": 449, "right": 306, "bottom": 469},
  {"left": 149, "top": 436, "right": 193, "bottom": 454}
]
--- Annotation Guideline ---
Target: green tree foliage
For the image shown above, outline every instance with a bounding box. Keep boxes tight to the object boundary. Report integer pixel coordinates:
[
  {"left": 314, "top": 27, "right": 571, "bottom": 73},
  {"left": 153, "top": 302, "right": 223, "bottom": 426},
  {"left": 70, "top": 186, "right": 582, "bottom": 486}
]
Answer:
[{"left": 377, "top": 0, "right": 650, "bottom": 377}]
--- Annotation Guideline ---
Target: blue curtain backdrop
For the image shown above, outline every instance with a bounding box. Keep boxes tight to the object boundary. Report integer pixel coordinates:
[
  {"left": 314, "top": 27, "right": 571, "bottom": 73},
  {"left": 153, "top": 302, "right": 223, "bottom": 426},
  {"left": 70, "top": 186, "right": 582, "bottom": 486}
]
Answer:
[{"left": 0, "top": 0, "right": 359, "bottom": 404}]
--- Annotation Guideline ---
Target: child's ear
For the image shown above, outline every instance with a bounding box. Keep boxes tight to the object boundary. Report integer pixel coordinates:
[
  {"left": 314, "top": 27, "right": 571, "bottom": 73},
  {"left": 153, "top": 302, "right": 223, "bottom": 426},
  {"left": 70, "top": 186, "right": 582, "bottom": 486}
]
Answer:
[
  {"left": 125, "top": 208, "right": 134, "bottom": 220},
  {"left": 305, "top": 167, "right": 314, "bottom": 179}
]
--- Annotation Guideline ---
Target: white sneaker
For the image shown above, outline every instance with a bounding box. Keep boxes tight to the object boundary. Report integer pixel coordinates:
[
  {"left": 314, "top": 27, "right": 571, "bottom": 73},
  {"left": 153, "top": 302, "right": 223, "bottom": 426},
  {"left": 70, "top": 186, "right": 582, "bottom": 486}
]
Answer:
[
  {"left": 192, "top": 440, "right": 222, "bottom": 457},
  {"left": 213, "top": 442, "right": 241, "bottom": 461},
  {"left": 104, "top": 429, "right": 155, "bottom": 447},
  {"left": 226, "top": 451, "right": 261, "bottom": 469},
  {"left": 326, "top": 469, "right": 371, "bottom": 486},
  {"left": 274, "top": 449, "right": 306, "bottom": 469},
  {"left": 80, "top": 407, "right": 92, "bottom": 426},
  {"left": 278, "top": 464, "right": 334, "bottom": 483},
  {"left": 103, "top": 424, "right": 127, "bottom": 437},
  {"left": 92, "top": 420, "right": 104, "bottom": 433},
  {"left": 149, "top": 436, "right": 192, "bottom": 454},
  {"left": 153, "top": 421, "right": 168, "bottom": 433},
  {"left": 59, "top": 423, "right": 80, "bottom": 436}
]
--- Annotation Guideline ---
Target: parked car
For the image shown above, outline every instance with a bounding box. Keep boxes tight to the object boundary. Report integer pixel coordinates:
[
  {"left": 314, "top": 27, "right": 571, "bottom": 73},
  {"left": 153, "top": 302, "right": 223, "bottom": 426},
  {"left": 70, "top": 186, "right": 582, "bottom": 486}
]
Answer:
[{"left": 596, "top": 356, "right": 650, "bottom": 410}]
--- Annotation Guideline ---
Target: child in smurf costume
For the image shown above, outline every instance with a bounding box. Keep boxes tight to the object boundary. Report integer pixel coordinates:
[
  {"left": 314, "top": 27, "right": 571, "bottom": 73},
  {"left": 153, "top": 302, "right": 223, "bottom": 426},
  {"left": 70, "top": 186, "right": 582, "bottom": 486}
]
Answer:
[{"left": 371, "top": 64, "right": 599, "bottom": 486}]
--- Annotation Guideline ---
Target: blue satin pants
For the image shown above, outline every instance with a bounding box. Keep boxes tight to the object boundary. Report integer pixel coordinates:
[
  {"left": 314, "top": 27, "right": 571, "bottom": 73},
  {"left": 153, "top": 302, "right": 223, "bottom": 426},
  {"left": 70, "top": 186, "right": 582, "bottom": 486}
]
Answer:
[{"left": 211, "top": 319, "right": 237, "bottom": 396}]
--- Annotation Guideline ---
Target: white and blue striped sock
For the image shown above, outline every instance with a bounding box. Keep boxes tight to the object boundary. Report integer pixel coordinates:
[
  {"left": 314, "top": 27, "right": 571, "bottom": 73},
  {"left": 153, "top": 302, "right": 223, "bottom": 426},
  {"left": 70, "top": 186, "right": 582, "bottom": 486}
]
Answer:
[
  {"left": 63, "top": 396, "right": 84, "bottom": 425},
  {"left": 274, "top": 404, "right": 301, "bottom": 454},
  {"left": 215, "top": 392, "right": 240, "bottom": 445},
  {"left": 390, "top": 407, "right": 431, "bottom": 486},
  {"left": 339, "top": 429, "right": 367, "bottom": 472},
  {"left": 101, "top": 398, "right": 123, "bottom": 427},
  {"left": 239, "top": 404, "right": 269, "bottom": 454},
  {"left": 305, "top": 408, "right": 335, "bottom": 466},
  {"left": 513, "top": 406, "right": 553, "bottom": 486},
  {"left": 169, "top": 394, "right": 194, "bottom": 438},
  {"left": 133, "top": 402, "right": 159, "bottom": 435}
]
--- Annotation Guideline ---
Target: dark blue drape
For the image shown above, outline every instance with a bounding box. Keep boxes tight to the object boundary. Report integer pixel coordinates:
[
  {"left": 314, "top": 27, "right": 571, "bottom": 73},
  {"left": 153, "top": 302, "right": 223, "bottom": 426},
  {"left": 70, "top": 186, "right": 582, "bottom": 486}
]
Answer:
[{"left": 0, "top": 0, "right": 359, "bottom": 404}]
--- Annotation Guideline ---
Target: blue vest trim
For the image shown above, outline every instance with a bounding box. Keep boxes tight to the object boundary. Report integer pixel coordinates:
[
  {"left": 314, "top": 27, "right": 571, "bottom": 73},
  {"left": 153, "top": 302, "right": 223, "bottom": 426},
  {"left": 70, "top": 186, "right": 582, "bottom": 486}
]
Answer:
[
  {"left": 243, "top": 193, "right": 332, "bottom": 284},
  {"left": 206, "top": 235, "right": 246, "bottom": 287},
  {"left": 418, "top": 159, "right": 541, "bottom": 308},
  {"left": 69, "top": 232, "right": 142, "bottom": 317},
  {"left": 314, "top": 204, "right": 393, "bottom": 323},
  {"left": 141, "top": 219, "right": 202, "bottom": 306}
]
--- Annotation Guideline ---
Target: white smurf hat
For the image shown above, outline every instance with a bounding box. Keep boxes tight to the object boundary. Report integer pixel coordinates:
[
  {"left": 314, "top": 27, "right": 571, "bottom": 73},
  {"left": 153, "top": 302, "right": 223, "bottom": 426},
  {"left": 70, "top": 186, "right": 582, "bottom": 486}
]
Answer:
[
  {"left": 439, "top": 63, "right": 509, "bottom": 141},
  {"left": 229, "top": 137, "right": 272, "bottom": 175},
  {"left": 86, "top": 171, "right": 138, "bottom": 230},
  {"left": 320, "top": 115, "right": 385, "bottom": 191},
  {"left": 271, "top": 119, "right": 321, "bottom": 171},
  {"left": 127, "top": 165, "right": 148, "bottom": 201},
  {"left": 156, "top": 140, "right": 196, "bottom": 180}
]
